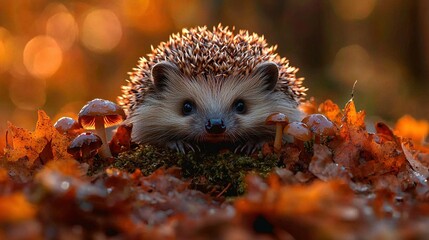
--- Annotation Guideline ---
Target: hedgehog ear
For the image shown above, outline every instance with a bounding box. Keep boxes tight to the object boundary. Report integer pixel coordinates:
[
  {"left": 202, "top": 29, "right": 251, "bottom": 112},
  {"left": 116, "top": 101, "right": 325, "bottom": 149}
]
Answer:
[
  {"left": 151, "top": 61, "right": 182, "bottom": 91},
  {"left": 252, "top": 62, "right": 279, "bottom": 91}
]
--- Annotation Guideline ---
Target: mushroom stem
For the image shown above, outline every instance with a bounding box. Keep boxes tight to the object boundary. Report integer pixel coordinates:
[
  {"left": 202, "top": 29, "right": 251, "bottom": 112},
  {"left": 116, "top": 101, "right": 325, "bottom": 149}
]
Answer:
[
  {"left": 94, "top": 117, "right": 112, "bottom": 158},
  {"left": 274, "top": 123, "right": 283, "bottom": 152}
]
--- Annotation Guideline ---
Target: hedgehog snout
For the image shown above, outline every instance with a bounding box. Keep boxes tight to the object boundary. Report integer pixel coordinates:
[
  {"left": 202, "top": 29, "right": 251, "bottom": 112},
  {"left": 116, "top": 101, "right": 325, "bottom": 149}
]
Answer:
[{"left": 205, "top": 118, "right": 226, "bottom": 134}]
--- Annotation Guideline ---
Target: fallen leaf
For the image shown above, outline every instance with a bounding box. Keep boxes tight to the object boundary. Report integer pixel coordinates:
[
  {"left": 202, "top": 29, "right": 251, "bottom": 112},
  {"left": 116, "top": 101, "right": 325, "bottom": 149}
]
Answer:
[
  {"left": 0, "top": 193, "right": 36, "bottom": 223},
  {"left": 299, "top": 97, "right": 318, "bottom": 115},
  {"left": 395, "top": 115, "right": 429, "bottom": 145},
  {"left": 402, "top": 141, "right": 429, "bottom": 184},
  {"left": 4, "top": 110, "right": 72, "bottom": 165},
  {"left": 318, "top": 100, "right": 342, "bottom": 126},
  {"left": 309, "top": 144, "right": 348, "bottom": 181},
  {"left": 109, "top": 123, "right": 133, "bottom": 156},
  {"left": 342, "top": 99, "right": 366, "bottom": 130}
]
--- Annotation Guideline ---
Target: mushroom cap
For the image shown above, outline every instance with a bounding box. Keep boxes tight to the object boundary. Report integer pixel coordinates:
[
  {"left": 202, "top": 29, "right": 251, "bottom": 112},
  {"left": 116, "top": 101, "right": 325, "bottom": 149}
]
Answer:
[
  {"left": 302, "top": 114, "right": 337, "bottom": 136},
  {"left": 54, "top": 117, "right": 82, "bottom": 134},
  {"left": 67, "top": 132, "right": 103, "bottom": 160},
  {"left": 284, "top": 122, "right": 312, "bottom": 141},
  {"left": 78, "top": 98, "right": 126, "bottom": 129},
  {"left": 265, "top": 112, "right": 289, "bottom": 125}
]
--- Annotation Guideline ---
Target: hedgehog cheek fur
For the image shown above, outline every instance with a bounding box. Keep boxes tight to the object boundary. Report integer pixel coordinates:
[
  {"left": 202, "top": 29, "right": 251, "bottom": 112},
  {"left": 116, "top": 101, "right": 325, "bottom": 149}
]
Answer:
[{"left": 127, "top": 61, "right": 303, "bottom": 152}]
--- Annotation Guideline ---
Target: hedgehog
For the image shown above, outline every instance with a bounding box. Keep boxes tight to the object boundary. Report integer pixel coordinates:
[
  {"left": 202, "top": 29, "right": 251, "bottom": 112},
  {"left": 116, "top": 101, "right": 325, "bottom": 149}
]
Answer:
[{"left": 118, "top": 25, "right": 306, "bottom": 153}]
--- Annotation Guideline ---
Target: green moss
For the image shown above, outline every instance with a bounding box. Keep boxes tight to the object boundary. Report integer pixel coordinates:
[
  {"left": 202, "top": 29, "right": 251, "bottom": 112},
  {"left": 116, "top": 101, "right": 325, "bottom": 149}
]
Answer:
[{"left": 113, "top": 145, "right": 281, "bottom": 196}]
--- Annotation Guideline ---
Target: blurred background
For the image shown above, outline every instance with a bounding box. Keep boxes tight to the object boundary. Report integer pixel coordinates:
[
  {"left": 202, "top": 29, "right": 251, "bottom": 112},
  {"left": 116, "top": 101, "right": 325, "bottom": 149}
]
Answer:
[{"left": 0, "top": 0, "right": 428, "bottom": 132}]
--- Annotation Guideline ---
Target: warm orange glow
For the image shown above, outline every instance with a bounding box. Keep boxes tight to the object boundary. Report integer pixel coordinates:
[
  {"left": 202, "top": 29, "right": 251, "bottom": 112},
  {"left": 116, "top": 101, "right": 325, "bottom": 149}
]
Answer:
[
  {"left": 0, "top": 129, "right": 5, "bottom": 155},
  {"left": 121, "top": 0, "right": 150, "bottom": 24},
  {"left": 331, "top": 0, "right": 376, "bottom": 20},
  {"left": 46, "top": 11, "right": 78, "bottom": 51},
  {"left": 168, "top": 0, "right": 208, "bottom": 27},
  {"left": 0, "top": 27, "right": 14, "bottom": 74},
  {"left": 0, "top": 193, "right": 36, "bottom": 222},
  {"left": 395, "top": 115, "right": 429, "bottom": 145},
  {"left": 121, "top": 0, "right": 172, "bottom": 33},
  {"left": 10, "top": 109, "right": 38, "bottom": 130},
  {"left": 23, "top": 35, "right": 63, "bottom": 79},
  {"left": 0, "top": 0, "right": 425, "bottom": 137},
  {"left": 53, "top": 101, "right": 85, "bottom": 123},
  {"left": 80, "top": 9, "right": 122, "bottom": 53},
  {"left": 9, "top": 78, "right": 46, "bottom": 111}
]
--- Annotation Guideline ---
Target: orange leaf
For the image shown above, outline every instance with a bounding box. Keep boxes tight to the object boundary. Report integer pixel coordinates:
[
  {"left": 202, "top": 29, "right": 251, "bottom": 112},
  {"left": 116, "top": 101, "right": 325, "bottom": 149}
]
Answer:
[
  {"left": 394, "top": 115, "right": 429, "bottom": 145},
  {"left": 4, "top": 110, "right": 72, "bottom": 165},
  {"left": 299, "top": 97, "right": 318, "bottom": 115},
  {"left": 0, "top": 193, "right": 36, "bottom": 223},
  {"left": 318, "top": 100, "right": 342, "bottom": 126},
  {"left": 342, "top": 99, "right": 366, "bottom": 129},
  {"left": 5, "top": 121, "right": 42, "bottom": 163},
  {"left": 333, "top": 99, "right": 368, "bottom": 168}
]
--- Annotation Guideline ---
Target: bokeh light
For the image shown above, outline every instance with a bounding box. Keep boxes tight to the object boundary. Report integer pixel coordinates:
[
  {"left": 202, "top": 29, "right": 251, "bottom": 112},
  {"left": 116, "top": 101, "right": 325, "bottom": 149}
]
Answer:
[
  {"left": 9, "top": 78, "right": 46, "bottom": 111},
  {"left": 330, "top": 0, "right": 376, "bottom": 20},
  {"left": 331, "top": 44, "right": 374, "bottom": 87},
  {"left": 121, "top": 0, "right": 150, "bottom": 26},
  {"left": 0, "top": 28, "right": 14, "bottom": 75},
  {"left": 46, "top": 11, "right": 78, "bottom": 51},
  {"left": 80, "top": 9, "right": 122, "bottom": 53},
  {"left": 121, "top": 0, "right": 172, "bottom": 33},
  {"left": 0, "top": 0, "right": 427, "bottom": 131},
  {"left": 23, "top": 35, "right": 63, "bottom": 79}
]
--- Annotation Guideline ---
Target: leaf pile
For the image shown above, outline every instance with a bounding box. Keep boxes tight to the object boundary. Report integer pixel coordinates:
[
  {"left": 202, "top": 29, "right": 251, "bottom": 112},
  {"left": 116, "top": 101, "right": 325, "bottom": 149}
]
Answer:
[{"left": 1, "top": 99, "right": 429, "bottom": 239}]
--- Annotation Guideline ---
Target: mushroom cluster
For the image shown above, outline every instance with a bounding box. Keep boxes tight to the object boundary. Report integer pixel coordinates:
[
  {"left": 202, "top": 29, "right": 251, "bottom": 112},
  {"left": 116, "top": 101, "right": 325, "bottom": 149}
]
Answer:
[
  {"left": 265, "top": 113, "right": 338, "bottom": 152},
  {"left": 54, "top": 117, "right": 82, "bottom": 136},
  {"left": 55, "top": 98, "right": 127, "bottom": 161},
  {"left": 78, "top": 98, "right": 126, "bottom": 158}
]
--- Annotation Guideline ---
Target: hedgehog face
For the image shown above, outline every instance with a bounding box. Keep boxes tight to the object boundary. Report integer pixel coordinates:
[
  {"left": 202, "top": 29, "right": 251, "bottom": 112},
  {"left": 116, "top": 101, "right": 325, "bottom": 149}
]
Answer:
[{"left": 129, "top": 61, "right": 302, "bottom": 151}]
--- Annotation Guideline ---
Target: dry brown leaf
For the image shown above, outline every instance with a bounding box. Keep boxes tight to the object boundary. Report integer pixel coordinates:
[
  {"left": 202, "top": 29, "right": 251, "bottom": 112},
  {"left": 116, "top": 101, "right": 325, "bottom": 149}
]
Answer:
[
  {"left": 5, "top": 121, "right": 41, "bottom": 163},
  {"left": 109, "top": 123, "right": 133, "bottom": 156},
  {"left": 333, "top": 99, "right": 368, "bottom": 169},
  {"left": 402, "top": 141, "right": 429, "bottom": 183},
  {"left": 4, "top": 110, "right": 72, "bottom": 165},
  {"left": 309, "top": 144, "right": 348, "bottom": 181}
]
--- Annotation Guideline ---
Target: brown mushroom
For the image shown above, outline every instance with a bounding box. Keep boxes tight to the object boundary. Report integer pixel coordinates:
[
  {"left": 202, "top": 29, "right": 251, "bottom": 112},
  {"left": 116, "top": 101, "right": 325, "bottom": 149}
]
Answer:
[
  {"left": 54, "top": 117, "right": 82, "bottom": 137},
  {"left": 78, "top": 98, "right": 126, "bottom": 158},
  {"left": 265, "top": 112, "right": 289, "bottom": 152},
  {"left": 67, "top": 132, "right": 103, "bottom": 161},
  {"left": 284, "top": 122, "right": 312, "bottom": 149},
  {"left": 302, "top": 114, "right": 337, "bottom": 143}
]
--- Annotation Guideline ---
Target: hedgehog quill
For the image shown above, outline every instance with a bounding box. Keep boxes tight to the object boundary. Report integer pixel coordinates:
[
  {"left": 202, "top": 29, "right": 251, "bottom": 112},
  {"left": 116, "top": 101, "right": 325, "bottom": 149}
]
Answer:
[{"left": 118, "top": 25, "right": 306, "bottom": 153}]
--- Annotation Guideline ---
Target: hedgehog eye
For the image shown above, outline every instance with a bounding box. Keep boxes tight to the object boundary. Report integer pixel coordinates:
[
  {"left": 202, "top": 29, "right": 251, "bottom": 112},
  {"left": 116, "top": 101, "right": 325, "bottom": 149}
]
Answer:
[
  {"left": 182, "top": 100, "right": 195, "bottom": 116},
  {"left": 233, "top": 99, "right": 246, "bottom": 114}
]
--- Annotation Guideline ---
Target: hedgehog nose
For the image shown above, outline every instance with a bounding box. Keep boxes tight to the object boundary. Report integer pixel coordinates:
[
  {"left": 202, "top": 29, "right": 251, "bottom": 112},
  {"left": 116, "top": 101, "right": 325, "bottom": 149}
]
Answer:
[{"left": 205, "top": 118, "right": 226, "bottom": 134}]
